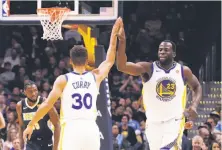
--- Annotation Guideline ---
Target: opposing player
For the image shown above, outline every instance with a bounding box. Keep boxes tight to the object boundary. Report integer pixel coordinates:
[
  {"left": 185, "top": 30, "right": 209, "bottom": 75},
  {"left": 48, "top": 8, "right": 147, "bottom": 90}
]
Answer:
[
  {"left": 116, "top": 22, "right": 202, "bottom": 150},
  {"left": 23, "top": 17, "right": 122, "bottom": 150},
  {"left": 16, "top": 80, "right": 60, "bottom": 150}
]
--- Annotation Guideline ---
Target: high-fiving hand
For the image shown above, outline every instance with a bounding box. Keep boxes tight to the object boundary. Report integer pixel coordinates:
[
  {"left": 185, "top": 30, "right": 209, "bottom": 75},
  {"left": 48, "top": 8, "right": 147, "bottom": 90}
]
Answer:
[{"left": 117, "top": 18, "right": 125, "bottom": 41}]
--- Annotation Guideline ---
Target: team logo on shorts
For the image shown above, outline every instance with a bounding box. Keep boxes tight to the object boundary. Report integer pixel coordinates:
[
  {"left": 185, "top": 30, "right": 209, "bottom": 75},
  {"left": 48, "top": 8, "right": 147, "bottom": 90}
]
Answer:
[{"left": 156, "top": 77, "right": 176, "bottom": 102}]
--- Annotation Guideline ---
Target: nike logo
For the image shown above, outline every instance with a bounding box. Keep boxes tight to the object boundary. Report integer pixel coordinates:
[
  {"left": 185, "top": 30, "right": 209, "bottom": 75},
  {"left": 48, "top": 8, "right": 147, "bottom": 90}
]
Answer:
[
  {"left": 23, "top": 107, "right": 28, "bottom": 110},
  {"left": 156, "top": 70, "right": 161, "bottom": 72},
  {"left": 48, "top": 144, "right": 53, "bottom": 147}
]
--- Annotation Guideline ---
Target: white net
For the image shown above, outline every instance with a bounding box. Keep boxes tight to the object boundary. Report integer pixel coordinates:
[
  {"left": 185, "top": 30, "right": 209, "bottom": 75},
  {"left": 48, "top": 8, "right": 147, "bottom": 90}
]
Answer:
[{"left": 37, "top": 8, "right": 70, "bottom": 41}]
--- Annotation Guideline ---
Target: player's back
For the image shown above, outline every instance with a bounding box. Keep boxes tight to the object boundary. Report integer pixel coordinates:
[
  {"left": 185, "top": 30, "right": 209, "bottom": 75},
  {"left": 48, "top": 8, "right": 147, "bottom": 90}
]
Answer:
[{"left": 61, "top": 71, "right": 98, "bottom": 123}]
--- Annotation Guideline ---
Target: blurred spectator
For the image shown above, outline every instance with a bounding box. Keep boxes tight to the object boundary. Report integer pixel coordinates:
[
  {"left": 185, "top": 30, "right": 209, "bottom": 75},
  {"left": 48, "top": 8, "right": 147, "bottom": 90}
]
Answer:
[
  {"left": 6, "top": 111, "right": 19, "bottom": 131},
  {"left": 131, "top": 101, "right": 146, "bottom": 122},
  {"left": 192, "top": 135, "right": 204, "bottom": 150},
  {"left": 207, "top": 117, "right": 217, "bottom": 132},
  {"left": 123, "top": 109, "right": 140, "bottom": 131},
  {"left": 41, "top": 81, "right": 51, "bottom": 93},
  {"left": 0, "top": 62, "right": 15, "bottom": 85},
  {"left": 58, "top": 60, "right": 68, "bottom": 74},
  {"left": 110, "top": 73, "right": 122, "bottom": 97},
  {"left": 119, "top": 114, "right": 137, "bottom": 148},
  {"left": 0, "top": 95, "right": 7, "bottom": 114},
  {"left": 3, "top": 127, "right": 18, "bottom": 150},
  {"left": 198, "top": 126, "right": 211, "bottom": 148},
  {"left": 11, "top": 138, "right": 21, "bottom": 150},
  {"left": 3, "top": 49, "right": 20, "bottom": 68},
  {"left": 210, "top": 141, "right": 221, "bottom": 150},
  {"left": 112, "top": 124, "right": 123, "bottom": 149},
  {"left": 112, "top": 106, "right": 124, "bottom": 123},
  {"left": 210, "top": 111, "right": 221, "bottom": 125}
]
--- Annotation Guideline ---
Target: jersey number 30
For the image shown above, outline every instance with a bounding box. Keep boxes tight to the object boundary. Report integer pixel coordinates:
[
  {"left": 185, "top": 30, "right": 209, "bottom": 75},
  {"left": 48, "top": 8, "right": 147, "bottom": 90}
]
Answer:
[{"left": 71, "top": 93, "right": 92, "bottom": 110}]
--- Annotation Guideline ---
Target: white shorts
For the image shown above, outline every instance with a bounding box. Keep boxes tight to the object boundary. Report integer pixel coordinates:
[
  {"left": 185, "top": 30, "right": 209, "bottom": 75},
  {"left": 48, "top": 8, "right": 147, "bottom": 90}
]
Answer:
[
  {"left": 59, "top": 120, "right": 100, "bottom": 150},
  {"left": 145, "top": 117, "right": 185, "bottom": 150}
]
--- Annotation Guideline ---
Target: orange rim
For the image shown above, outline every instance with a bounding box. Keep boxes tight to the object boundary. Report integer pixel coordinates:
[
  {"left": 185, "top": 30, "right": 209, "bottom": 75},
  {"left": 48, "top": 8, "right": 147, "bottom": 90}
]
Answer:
[
  {"left": 62, "top": 24, "right": 79, "bottom": 30},
  {"left": 37, "top": 7, "right": 70, "bottom": 22}
]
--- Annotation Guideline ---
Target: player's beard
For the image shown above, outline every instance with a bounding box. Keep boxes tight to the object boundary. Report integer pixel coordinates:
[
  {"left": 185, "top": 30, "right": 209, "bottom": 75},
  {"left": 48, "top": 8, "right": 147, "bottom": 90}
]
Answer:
[
  {"left": 159, "top": 57, "right": 173, "bottom": 66},
  {"left": 27, "top": 97, "right": 37, "bottom": 103}
]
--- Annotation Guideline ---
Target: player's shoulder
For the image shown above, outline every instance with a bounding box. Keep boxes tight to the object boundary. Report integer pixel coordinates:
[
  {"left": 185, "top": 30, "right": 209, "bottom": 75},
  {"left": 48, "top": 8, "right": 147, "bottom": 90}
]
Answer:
[
  {"left": 182, "top": 65, "right": 193, "bottom": 79},
  {"left": 182, "top": 65, "right": 192, "bottom": 73},
  {"left": 16, "top": 99, "right": 24, "bottom": 106},
  {"left": 56, "top": 74, "right": 67, "bottom": 82},
  {"left": 16, "top": 100, "right": 23, "bottom": 112},
  {"left": 54, "top": 74, "right": 68, "bottom": 88}
]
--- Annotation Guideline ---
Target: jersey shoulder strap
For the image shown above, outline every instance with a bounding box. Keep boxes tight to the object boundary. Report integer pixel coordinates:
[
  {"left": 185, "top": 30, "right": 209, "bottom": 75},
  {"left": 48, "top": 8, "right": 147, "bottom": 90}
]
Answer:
[{"left": 38, "top": 96, "right": 44, "bottom": 104}]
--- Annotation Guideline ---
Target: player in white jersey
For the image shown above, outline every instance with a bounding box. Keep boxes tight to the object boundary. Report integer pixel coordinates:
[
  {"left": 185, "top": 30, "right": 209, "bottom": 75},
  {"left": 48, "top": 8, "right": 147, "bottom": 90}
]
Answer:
[
  {"left": 23, "top": 17, "right": 123, "bottom": 150},
  {"left": 116, "top": 22, "right": 202, "bottom": 150}
]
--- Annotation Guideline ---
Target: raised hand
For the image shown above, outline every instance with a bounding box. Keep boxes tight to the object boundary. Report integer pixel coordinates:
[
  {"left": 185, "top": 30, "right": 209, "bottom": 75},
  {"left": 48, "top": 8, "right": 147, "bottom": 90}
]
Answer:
[
  {"left": 117, "top": 18, "right": 125, "bottom": 41},
  {"left": 111, "top": 17, "right": 122, "bottom": 35}
]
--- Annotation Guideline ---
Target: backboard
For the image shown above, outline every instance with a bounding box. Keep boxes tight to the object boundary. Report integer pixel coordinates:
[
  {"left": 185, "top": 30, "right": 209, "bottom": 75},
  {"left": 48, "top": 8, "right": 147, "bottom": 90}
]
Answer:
[{"left": 0, "top": 0, "right": 119, "bottom": 25}]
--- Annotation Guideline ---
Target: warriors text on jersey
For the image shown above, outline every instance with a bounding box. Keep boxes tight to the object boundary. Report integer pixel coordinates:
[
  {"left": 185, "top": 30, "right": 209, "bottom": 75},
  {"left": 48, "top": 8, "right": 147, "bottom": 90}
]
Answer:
[
  {"left": 60, "top": 71, "right": 99, "bottom": 123},
  {"left": 142, "top": 61, "right": 187, "bottom": 122},
  {"left": 21, "top": 96, "right": 53, "bottom": 141}
]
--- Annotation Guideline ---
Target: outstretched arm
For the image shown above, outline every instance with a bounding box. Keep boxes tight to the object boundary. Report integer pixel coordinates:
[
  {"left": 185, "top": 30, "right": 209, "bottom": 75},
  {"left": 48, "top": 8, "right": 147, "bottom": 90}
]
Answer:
[
  {"left": 16, "top": 102, "right": 24, "bottom": 148},
  {"left": 48, "top": 107, "right": 60, "bottom": 150},
  {"left": 93, "top": 17, "right": 121, "bottom": 83},
  {"left": 184, "top": 66, "right": 202, "bottom": 109},
  {"left": 116, "top": 22, "right": 150, "bottom": 76},
  {"left": 184, "top": 66, "right": 202, "bottom": 120},
  {"left": 28, "top": 75, "right": 66, "bottom": 128}
]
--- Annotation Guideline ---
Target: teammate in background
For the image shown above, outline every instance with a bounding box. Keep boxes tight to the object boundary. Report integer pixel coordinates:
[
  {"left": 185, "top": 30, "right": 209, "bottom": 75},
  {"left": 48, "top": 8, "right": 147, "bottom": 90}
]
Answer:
[
  {"left": 116, "top": 21, "right": 202, "bottom": 150},
  {"left": 16, "top": 80, "right": 60, "bottom": 150},
  {"left": 23, "top": 17, "right": 122, "bottom": 150}
]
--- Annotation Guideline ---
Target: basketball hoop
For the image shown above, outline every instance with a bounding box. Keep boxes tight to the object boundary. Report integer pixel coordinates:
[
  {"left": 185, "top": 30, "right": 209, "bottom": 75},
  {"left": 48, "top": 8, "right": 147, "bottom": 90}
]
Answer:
[{"left": 37, "top": 7, "right": 71, "bottom": 41}]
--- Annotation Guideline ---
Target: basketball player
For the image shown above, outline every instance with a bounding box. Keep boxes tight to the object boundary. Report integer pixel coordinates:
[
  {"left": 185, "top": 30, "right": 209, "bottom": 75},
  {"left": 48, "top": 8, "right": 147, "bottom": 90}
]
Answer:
[
  {"left": 16, "top": 80, "right": 60, "bottom": 150},
  {"left": 116, "top": 22, "right": 202, "bottom": 150},
  {"left": 23, "top": 17, "right": 122, "bottom": 150}
]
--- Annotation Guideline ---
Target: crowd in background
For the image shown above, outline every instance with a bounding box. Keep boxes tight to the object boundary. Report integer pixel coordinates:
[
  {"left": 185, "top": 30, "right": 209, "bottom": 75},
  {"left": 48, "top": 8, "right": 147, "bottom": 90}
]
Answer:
[{"left": 0, "top": 1, "right": 221, "bottom": 150}]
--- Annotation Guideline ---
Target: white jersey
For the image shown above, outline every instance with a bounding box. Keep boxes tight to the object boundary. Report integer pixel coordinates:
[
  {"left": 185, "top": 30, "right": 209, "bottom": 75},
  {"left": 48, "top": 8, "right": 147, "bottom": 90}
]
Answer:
[
  {"left": 142, "top": 61, "right": 187, "bottom": 122},
  {"left": 60, "top": 71, "right": 99, "bottom": 122}
]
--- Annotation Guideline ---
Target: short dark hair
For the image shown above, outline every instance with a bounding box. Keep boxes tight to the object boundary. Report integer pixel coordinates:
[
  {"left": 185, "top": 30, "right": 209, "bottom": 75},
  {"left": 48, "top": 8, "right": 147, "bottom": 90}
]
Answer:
[
  {"left": 70, "top": 45, "right": 88, "bottom": 66},
  {"left": 122, "top": 114, "right": 130, "bottom": 121},
  {"left": 24, "top": 80, "right": 36, "bottom": 90},
  {"left": 162, "top": 40, "right": 176, "bottom": 52},
  {"left": 204, "top": 122, "right": 212, "bottom": 130}
]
